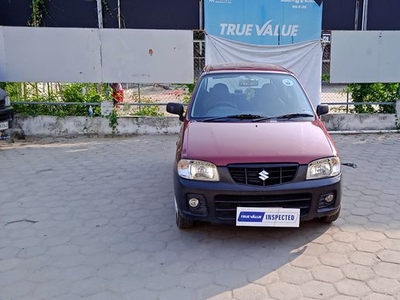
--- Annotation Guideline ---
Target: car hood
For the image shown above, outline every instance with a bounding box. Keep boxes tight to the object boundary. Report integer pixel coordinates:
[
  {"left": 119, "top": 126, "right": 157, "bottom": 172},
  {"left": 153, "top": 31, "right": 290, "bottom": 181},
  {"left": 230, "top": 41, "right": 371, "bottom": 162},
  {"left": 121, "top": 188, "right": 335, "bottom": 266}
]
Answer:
[{"left": 181, "top": 120, "right": 336, "bottom": 165}]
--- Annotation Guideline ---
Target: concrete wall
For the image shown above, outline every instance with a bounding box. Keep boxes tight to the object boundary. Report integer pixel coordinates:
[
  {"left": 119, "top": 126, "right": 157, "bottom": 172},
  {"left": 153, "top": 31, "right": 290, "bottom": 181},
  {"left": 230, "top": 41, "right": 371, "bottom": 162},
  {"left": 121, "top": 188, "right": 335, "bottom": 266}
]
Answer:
[
  {"left": 321, "top": 114, "right": 397, "bottom": 132},
  {"left": 14, "top": 116, "right": 182, "bottom": 136},
  {"left": 12, "top": 113, "right": 400, "bottom": 137}
]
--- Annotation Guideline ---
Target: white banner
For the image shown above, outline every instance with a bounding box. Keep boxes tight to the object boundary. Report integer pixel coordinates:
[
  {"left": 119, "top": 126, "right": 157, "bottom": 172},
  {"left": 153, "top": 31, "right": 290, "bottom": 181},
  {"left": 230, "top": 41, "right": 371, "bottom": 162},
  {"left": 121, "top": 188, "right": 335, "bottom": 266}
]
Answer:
[{"left": 205, "top": 35, "right": 322, "bottom": 107}]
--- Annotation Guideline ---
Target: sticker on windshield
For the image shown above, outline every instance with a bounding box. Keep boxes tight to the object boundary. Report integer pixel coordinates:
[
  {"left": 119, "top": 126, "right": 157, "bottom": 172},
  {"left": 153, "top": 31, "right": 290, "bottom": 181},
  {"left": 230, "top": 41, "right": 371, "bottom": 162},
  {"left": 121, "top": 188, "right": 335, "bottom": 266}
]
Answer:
[{"left": 282, "top": 79, "right": 294, "bottom": 86}]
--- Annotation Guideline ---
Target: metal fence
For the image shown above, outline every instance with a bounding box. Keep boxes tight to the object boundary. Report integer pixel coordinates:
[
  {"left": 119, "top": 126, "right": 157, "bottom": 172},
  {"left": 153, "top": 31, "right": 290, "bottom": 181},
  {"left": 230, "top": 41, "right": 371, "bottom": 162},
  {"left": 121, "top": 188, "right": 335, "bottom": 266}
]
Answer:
[
  {"left": 194, "top": 31, "right": 206, "bottom": 79},
  {"left": 321, "top": 35, "right": 350, "bottom": 107},
  {"left": 320, "top": 34, "right": 397, "bottom": 112},
  {"left": 11, "top": 31, "right": 397, "bottom": 115}
]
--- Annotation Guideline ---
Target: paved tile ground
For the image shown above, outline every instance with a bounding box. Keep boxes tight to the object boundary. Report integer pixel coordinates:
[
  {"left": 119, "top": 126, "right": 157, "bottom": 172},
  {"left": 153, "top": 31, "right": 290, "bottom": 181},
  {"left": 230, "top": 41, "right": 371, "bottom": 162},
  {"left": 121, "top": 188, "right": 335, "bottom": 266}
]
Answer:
[{"left": 0, "top": 133, "right": 400, "bottom": 300}]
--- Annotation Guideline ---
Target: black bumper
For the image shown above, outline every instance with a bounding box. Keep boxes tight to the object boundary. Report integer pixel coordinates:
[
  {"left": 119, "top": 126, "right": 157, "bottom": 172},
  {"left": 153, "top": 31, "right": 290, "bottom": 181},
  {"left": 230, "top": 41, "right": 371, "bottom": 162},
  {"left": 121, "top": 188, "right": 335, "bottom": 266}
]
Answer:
[
  {"left": 0, "top": 107, "right": 14, "bottom": 130},
  {"left": 173, "top": 168, "right": 342, "bottom": 225}
]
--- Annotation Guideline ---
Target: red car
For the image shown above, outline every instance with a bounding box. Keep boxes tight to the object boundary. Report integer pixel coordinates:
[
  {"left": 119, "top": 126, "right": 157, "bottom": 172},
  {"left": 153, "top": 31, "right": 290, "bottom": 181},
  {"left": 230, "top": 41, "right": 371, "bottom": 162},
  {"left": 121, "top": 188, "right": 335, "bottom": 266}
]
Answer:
[{"left": 167, "top": 63, "right": 341, "bottom": 229}]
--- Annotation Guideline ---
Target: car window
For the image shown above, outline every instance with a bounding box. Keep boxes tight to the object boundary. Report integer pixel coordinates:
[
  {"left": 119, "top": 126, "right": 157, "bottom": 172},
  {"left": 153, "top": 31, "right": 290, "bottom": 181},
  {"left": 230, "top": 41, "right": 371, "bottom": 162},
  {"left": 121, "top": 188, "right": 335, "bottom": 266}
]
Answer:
[{"left": 190, "top": 73, "right": 314, "bottom": 119}]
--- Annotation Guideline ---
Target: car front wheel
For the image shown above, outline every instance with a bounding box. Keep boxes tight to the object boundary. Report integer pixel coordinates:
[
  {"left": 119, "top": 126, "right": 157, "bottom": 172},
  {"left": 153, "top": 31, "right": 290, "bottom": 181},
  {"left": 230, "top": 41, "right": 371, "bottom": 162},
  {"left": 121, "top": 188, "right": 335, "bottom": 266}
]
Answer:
[
  {"left": 320, "top": 208, "right": 341, "bottom": 223},
  {"left": 176, "top": 210, "right": 194, "bottom": 229},
  {"left": 174, "top": 197, "right": 193, "bottom": 229}
]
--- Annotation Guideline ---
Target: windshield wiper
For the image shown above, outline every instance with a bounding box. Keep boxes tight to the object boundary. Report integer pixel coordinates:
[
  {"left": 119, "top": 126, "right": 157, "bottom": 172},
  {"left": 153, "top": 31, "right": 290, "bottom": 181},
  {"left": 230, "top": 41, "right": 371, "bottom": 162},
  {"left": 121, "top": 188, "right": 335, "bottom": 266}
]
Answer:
[
  {"left": 276, "top": 113, "right": 314, "bottom": 120},
  {"left": 227, "top": 114, "right": 263, "bottom": 119},
  {"left": 252, "top": 113, "right": 314, "bottom": 122},
  {"left": 202, "top": 114, "right": 262, "bottom": 122},
  {"left": 252, "top": 116, "right": 273, "bottom": 122}
]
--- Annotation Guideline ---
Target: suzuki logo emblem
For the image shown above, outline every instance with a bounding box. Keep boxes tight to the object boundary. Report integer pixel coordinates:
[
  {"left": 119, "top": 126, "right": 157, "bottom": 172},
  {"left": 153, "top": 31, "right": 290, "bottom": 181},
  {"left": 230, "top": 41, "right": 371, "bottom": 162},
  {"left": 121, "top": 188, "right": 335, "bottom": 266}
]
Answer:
[{"left": 259, "top": 170, "right": 269, "bottom": 181}]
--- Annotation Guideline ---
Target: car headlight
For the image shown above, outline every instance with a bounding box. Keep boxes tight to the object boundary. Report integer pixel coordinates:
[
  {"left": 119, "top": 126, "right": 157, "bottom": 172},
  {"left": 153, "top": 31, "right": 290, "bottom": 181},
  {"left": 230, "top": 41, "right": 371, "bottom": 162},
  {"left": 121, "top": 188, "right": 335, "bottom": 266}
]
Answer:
[
  {"left": 5, "top": 95, "right": 11, "bottom": 106},
  {"left": 177, "top": 159, "right": 220, "bottom": 181},
  {"left": 306, "top": 157, "right": 341, "bottom": 180}
]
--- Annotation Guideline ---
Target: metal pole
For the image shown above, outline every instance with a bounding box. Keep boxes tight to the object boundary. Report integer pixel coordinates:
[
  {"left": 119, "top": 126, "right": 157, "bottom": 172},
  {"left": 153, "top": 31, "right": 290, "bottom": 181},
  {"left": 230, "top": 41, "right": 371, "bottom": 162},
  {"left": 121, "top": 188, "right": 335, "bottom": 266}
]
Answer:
[
  {"left": 199, "top": 0, "right": 203, "bottom": 30},
  {"left": 96, "top": 0, "right": 103, "bottom": 28},
  {"left": 117, "top": 0, "right": 121, "bottom": 29},
  {"left": 361, "top": 0, "right": 368, "bottom": 30},
  {"left": 96, "top": 0, "right": 103, "bottom": 95},
  {"left": 354, "top": 0, "right": 360, "bottom": 30}
]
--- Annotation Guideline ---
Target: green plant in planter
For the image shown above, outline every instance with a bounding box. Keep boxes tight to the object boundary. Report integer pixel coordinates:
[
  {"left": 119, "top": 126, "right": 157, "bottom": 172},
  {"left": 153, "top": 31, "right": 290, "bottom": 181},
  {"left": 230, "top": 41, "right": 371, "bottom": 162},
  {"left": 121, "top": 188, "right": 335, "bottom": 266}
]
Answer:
[
  {"left": 321, "top": 74, "right": 330, "bottom": 83},
  {"left": 107, "top": 108, "right": 119, "bottom": 134},
  {"left": 11, "top": 83, "right": 107, "bottom": 117},
  {"left": 182, "top": 82, "right": 195, "bottom": 104},
  {"left": 130, "top": 94, "right": 163, "bottom": 117},
  {"left": 133, "top": 104, "right": 163, "bottom": 117}
]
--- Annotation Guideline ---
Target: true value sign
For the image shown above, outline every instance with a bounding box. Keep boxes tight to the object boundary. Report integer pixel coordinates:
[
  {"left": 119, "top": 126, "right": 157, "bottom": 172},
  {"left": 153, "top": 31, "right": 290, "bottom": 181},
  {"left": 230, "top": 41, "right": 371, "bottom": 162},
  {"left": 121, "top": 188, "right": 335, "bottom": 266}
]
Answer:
[{"left": 204, "top": 0, "right": 323, "bottom": 45}]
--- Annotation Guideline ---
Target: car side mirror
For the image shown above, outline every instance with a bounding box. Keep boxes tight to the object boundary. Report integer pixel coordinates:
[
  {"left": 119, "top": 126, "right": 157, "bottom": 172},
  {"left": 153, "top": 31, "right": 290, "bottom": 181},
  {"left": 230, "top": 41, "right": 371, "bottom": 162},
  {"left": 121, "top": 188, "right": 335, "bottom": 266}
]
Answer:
[
  {"left": 166, "top": 102, "right": 185, "bottom": 121},
  {"left": 316, "top": 104, "right": 329, "bottom": 116}
]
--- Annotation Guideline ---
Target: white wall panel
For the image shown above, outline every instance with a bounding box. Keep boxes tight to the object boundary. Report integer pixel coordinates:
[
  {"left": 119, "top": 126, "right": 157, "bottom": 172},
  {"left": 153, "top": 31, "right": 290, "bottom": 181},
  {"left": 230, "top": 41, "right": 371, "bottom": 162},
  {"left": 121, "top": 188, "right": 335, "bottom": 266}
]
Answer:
[
  {"left": 0, "top": 26, "right": 193, "bottom": 83},
  {"left": 101, "top": 29, "right": 193, "bottom": 83},
  {"left": 330, "top": 31, "right": 400, "bottom": 83},
  {"left": 2, "top": 27, "right": 102, "bottom": 82},
  {"left": 0, "top": 27, "right": 7, "bottom": 81}
]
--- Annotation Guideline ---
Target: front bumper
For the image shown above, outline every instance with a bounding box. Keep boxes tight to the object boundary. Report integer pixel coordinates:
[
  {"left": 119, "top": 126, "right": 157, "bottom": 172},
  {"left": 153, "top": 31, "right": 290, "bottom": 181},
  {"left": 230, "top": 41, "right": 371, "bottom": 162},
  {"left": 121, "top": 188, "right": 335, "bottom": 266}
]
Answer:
[
  {"left": 173, "top": 166, "right": 342, "bottom": 225},
  {"left": 0, "top": 107, "right": 14, "bottom": 130}
]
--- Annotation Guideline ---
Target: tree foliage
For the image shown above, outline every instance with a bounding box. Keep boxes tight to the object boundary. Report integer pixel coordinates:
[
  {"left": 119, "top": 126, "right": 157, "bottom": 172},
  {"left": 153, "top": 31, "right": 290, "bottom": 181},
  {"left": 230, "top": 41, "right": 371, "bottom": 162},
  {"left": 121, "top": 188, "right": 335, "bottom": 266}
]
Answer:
[
  {"left": 3, "top": 82, "right": 108, "bottom": 117},
  {"left": 346, "top": 83, "right": 399, "bottom": 113}
]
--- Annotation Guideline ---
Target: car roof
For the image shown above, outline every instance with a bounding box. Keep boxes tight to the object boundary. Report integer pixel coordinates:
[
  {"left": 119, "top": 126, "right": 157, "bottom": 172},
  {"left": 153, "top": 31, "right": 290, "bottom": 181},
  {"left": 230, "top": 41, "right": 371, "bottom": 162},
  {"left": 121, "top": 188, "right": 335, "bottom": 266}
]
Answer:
[{"left": 202, "top": 62, "right": 292, "bottom": 74}]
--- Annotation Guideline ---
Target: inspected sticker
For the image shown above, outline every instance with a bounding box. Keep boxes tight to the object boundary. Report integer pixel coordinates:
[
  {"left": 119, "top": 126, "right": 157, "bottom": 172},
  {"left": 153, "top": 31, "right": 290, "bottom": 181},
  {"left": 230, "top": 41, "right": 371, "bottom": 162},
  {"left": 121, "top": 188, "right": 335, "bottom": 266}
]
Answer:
[
  {"left": 236, "top": 207, "right": 300, "bottom": 227},
  {"left": 282, "top": 79, "right": 294, "bottom": 86}
]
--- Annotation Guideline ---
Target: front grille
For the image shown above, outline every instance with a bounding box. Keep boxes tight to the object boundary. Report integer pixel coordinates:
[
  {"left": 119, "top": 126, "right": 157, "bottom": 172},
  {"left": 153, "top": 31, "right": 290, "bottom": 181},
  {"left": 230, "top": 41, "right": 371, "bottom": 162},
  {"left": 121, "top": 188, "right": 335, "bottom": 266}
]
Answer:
[
  {"left": 228, "top": 164, "right": 298, "bottom": 186},
  {"left": 0, "top": 100, "right": 5, "bottom": 110},
  {"left": 215, "top": 193, "right": 312, "bottom": 221}
]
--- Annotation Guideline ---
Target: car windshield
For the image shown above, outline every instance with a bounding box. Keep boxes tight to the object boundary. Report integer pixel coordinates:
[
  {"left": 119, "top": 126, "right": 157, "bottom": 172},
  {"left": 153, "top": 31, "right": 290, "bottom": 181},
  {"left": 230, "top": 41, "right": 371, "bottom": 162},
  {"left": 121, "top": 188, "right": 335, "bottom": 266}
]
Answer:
[{"left": 190, "top": 72, "right": 315, "bottom": 121}]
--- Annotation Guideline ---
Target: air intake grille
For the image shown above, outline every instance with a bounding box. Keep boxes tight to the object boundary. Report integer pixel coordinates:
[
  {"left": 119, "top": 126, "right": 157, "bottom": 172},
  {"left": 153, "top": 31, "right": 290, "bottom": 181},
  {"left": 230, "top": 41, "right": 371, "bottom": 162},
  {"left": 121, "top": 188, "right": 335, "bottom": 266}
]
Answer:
[
  {"left": 228, "top": 164, "right": 298, "bottom": 186},
  {"left": 215, "top": 194, "right": 311, "bottom": 221}
]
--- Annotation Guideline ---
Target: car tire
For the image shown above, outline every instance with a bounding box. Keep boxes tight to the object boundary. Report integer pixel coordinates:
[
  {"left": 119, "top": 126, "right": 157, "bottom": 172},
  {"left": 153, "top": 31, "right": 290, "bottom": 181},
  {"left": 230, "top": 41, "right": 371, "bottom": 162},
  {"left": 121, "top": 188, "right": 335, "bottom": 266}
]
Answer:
[
  {"left": 176, "top": 210, "right": 194, "bottom": 229},
  {"left": 320, "top": 209, "right": 341, "bottom": 223},
  {"left": 174, "top": 197, "right": 193, "bottom": 229},
  {"left": 0, "top": 130, "right": 11, "bottom": 141}
]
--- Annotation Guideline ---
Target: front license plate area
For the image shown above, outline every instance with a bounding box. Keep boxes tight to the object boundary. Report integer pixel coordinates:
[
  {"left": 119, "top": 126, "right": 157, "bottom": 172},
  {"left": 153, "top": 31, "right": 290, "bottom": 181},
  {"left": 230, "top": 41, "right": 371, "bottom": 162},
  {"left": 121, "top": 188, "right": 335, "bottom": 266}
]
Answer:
[{"left": 236, "top": 207, "right": 300, "bottom": 227}]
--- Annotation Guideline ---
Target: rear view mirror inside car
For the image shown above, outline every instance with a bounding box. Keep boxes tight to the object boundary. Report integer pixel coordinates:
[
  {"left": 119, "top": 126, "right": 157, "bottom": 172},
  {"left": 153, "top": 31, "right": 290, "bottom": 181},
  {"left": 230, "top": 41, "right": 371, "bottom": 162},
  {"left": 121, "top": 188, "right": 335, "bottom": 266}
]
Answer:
[{"left": 239, "top": 78, "right": 259, "bottom": 87}]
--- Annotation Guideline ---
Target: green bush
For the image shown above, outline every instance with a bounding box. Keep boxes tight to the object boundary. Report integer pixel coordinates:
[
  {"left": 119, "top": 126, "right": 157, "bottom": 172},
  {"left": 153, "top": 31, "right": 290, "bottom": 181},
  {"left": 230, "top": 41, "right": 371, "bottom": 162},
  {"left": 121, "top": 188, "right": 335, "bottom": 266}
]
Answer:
[
  {"left": 346, "top": 83, "right": 399, "bottom": 113},
  {"left": 132, "top": 105, "right": 163, "bottom": 117},
  {"left": 2, "top": 82, "right": 191, "bottom": 117},
  {"left": 321, "top": 74, "right": 330, "bottom": 83},
  {"left": 5, "top": 83, "right": 109, "bottom": 117},
  {"left": 128, "top": 94, "right": 164, "bottom": 117}
]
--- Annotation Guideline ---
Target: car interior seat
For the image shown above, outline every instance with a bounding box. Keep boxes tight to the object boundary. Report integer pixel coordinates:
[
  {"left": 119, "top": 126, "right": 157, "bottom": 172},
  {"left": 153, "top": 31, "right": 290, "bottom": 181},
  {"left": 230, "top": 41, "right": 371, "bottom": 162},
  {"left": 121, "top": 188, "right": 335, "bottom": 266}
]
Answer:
[
  {"left": 205, "top": 83, "right": 231, "bottom": 113},
  {"left": 210, "top": 83, "right": 229, "bottom": 101},
  {"left": 193, "top": 83, "right": 231, "bottom": 117},
  {"left": 256, "top": 83, "right": 286, "bottom": 115}
]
